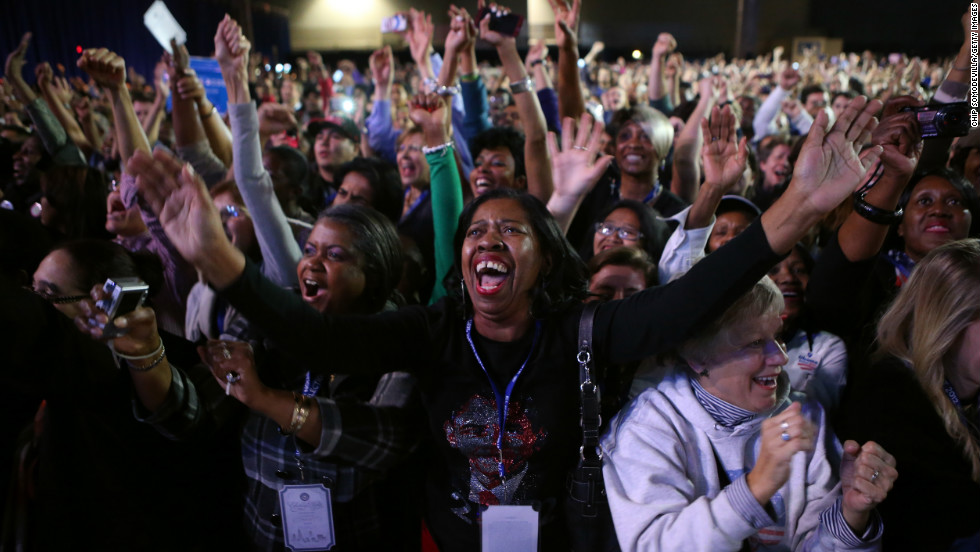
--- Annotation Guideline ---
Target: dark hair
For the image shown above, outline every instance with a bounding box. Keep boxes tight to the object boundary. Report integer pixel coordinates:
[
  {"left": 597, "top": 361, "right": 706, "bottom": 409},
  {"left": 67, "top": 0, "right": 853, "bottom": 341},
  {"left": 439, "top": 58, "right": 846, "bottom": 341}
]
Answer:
[
  {"left": 757, "top": 135, "right": 792, "bottom": 164},
  {"left": 949, "top": 146, "right": 978, "bottom": 178},
  {"left": 448, "top": 189, "right": 588, "bottom": 318},
  {"left": 316, "top": 204, "right": 403, "bottom": 313},
  {"left": 333, "top": 157, "right": 403, "bottom": 224},
  {"left": 799, "top": 84, "right": 827, "bottom": 104},
  {"left": 40, "top": 166, "right": 108, "bottom": 240},
  {"left": 584, "top": 199, "right": 672, "bottom": 264},
  {"left": 470, "top": 127, "right": 527, "bottom": 181},
  {"left": 831, "top": 91, "right": 855, "bottom": 105},
  {"left": 587, "top": 246, "right": 657, "bottom": 288},
  {"left": 55, "top": 239, "right": 164, "bottom": 298},
  {"left": 886, "top": 167, "right": 980, "bottom": 251},
  {"left": 266, "top": 145, "right": 310, "bottom": 193}
]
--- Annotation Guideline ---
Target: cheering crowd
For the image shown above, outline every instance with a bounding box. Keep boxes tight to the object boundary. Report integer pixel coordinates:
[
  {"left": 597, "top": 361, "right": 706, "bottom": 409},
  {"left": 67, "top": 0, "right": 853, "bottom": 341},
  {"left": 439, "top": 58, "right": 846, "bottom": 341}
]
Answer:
[{"left": 1, "top": 1, "right": 979, "bottom": 551}]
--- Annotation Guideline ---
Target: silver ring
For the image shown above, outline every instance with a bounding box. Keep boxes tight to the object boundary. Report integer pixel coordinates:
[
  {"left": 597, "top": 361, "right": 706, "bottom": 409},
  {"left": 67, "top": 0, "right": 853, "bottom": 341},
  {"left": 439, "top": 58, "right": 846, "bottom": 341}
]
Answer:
[
  {"left": 572, "top": 146, "right": 589, "bottom": 151},
  {"left": 710, "top": 137, "right": 719, "bottom": 142},
  {"left": 780, "top": 432, "right": 791, "bottom": 442},
  {"left": 225, "top": 372, "right": 241, "bottom": 383},
  {"left": 780, "top": 421, "right": 789, "bottom": 430},
  {"left": 870, "top": 469, "right": 880, "bottom": 482}
]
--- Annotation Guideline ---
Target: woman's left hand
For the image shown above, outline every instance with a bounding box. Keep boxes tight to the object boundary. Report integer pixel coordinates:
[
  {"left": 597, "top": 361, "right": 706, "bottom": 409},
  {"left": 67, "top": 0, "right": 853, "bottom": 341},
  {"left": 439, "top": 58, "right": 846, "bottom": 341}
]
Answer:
[
  {"left": 839, "top": 440, "right": 898, "bottom": 531},
  {"left": 74, "top": 283, "right": 162, "bottom": 358}
]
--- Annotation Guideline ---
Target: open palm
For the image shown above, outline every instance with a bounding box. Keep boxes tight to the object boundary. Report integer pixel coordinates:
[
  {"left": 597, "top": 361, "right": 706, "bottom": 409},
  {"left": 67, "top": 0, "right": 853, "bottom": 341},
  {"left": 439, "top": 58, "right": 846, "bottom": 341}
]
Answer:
[
  {"left": 128, "top": 149, "right": 231, "bottom": 268},
  {"left": 790, "top": 96, "right": 882, "bottom": 214}
]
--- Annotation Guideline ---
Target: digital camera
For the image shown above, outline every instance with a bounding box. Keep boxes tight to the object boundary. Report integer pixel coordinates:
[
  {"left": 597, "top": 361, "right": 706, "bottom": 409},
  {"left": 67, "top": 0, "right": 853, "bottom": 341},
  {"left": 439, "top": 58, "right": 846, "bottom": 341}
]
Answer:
[
  {"left": 97, "top": 277, "right": 149, "bottom": 336},
  {"left": 902, "top": 102, "right": 970, "bottom": 139}
]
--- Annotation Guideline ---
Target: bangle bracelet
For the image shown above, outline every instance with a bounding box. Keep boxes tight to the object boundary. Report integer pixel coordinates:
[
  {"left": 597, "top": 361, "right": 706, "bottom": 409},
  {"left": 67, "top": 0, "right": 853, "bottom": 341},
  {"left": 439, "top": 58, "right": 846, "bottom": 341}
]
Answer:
[
  {"left": 853, "top": 193, "right": 903, "bottom": 225},
  {"left": 530, "top": 59, "right": 544, "bottom": 68},
  {"left": 509, "top": 76, "right": 535, "bottom": 95},
  {"left": 200, "top": 105, "right": 216, "bottom": 119},
  {"left": 109, "top": 339, "right": 163, "bottom": 361},
  {"left": 460, "top": 72, "right": 479, "bottom": 83},
  {"left": 127, "top": 346, "right": 167, "bottom": 372},
  {"left": 280, "top": 393, "right": 313, "bottom": 435},
  {"left": 422, "top": 140, "right": 454, "bottom": 156}
]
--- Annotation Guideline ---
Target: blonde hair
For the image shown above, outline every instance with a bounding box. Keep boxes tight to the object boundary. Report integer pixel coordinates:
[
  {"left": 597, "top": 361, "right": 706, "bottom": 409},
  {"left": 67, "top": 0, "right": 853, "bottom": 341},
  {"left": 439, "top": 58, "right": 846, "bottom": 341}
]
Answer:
[
  {"left": 877, "top": 239, "right": 980, "bottom": 481},
  {"left": 679, "top": 277, "right": 784, "bottom": 365}
]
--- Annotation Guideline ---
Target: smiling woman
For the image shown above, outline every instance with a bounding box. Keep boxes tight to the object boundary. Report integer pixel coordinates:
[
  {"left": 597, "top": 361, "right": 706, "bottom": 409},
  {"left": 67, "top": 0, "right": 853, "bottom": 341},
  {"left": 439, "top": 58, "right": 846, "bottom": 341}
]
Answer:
[{"left": 603, "top": 278, "right": 898, "bottom": 552}]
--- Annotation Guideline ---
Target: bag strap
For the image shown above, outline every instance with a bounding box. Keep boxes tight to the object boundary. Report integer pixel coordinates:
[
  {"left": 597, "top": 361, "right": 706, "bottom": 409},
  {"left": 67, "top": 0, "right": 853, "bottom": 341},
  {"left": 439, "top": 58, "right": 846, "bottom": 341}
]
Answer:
[
  {"left": 577, "top": 302, "right": 602, "bottom": 465},
  {"left": 708, "top": 441, "right": 752, "bottom": 552}
]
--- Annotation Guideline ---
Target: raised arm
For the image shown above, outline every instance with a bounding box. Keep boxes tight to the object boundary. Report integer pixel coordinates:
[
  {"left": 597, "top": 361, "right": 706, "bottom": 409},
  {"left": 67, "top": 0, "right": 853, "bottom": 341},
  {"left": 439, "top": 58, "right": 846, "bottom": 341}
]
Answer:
[
  {"left": 647, "top": 33, "right": 676, "bottom": 114},
  {"left": 669, "top": 76, "right": 721, "bottom": 203},
  {"left": 6, "top": 33, "right": 85, "bottom": 167},
  {"left": 35, "top": 62, "right": 94, "bottom": 155},
  {"left": 546, "top": 114, "right": 614, "bottom": 232},
  {"left": 478, "top": 0, "right": 554, "bottom": 202},
  {"left": 174, "top": 67, "right": 233, "bottom": 167},
  {"left": 409, "top": 93, "right": 464, "bottom": 304},
  {"left": 548, "top": 0, "right": 586, "bottom": 120},
  {"left": 216, "top": 14, "right": 301, "bottom": 288},
  {"left": 365, "top": 46, "right": 399, "bottom": 163},
  {"left": 78, "top": 49, "right": 149, "bottom": 169}
]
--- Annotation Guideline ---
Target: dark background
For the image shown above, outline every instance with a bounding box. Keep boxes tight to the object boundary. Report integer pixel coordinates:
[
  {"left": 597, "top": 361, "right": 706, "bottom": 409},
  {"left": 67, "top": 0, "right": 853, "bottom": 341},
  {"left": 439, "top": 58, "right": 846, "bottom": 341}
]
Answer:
[{"left": 0, "top": 0, "right": 970, "bottom": 83}]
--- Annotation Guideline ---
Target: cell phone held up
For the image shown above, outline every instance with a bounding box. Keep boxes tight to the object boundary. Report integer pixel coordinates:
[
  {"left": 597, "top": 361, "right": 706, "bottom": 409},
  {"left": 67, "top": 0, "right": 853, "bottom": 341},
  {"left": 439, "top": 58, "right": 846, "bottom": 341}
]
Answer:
[
  {"left": 381, "top": 14, "right": 408, "bottom": 34},
  {"left": 476, "top": 6, "right": 525, "bottom": 37},
  {"left": 901, "top": 102, "right": 970, "bottom": 139},
  {"left": 96, "top": 277, "right": 149, "bottom": 337}
]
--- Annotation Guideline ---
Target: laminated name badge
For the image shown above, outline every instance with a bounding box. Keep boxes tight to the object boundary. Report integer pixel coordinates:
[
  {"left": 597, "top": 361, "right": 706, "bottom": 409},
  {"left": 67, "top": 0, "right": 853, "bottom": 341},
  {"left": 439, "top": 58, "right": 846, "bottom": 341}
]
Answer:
[
  {"left": 481, "top": 505, "right": 538, "bottom": 552},
  {"left": 279, "top": 485, "right": 335, "bottom": 551}
]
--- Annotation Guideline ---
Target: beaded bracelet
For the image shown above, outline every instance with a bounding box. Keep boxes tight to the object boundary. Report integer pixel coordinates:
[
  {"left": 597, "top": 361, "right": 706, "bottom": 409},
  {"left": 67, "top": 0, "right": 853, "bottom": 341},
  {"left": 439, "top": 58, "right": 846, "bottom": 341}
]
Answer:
[
  {"left": 109, "top": 339, "right": 163, "bottom": 361},
  {"left": 109, "top": 341, "right": 168, "bottom": 372},
  {"left": 422, "top": 140, "right": 454, "bottom": 156}
]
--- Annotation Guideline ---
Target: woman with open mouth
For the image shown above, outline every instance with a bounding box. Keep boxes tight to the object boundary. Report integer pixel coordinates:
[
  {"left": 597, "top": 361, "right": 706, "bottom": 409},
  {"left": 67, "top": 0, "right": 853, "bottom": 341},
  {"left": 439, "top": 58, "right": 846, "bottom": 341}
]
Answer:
[
  {"left": 602, "top": 278, "right": 897, "bottom": 552},
  {"left": 131, "top": 76, "right": 888, "bottom": 549}
]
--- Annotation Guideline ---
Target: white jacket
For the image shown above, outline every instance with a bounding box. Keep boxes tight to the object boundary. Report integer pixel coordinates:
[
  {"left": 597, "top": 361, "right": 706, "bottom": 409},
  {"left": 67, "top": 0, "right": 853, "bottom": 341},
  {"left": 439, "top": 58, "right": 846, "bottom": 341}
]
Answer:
[{"left": 601, "top": 366, "right": 880, "bottom": 552}]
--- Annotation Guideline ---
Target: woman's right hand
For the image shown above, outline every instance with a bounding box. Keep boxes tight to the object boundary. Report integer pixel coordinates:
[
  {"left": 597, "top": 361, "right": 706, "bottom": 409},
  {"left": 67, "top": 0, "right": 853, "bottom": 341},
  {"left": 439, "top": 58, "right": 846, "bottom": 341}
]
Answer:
[
  {"left": 199, "top": 340, "right": 267, "bottom": 407},
  {"left": 74, "top": 284, "right": 162, "bottom": 359},
  {"left": 746, "top": 402, "right": 816, "bottom": 505}
]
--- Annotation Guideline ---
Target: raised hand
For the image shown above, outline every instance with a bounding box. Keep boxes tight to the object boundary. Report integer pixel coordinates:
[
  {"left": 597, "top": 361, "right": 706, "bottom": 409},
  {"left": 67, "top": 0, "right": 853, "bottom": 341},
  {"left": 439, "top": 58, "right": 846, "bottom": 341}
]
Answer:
[
  {"left": 548, "top": 114, "right": 614, "bottom": 199},
  {"left": 525, "top": 38, "right": 548, "bottom": 73},
  {"left": 652, "top": 32, "right": 676, "bottom": 60},
  {"left": 174, "top": 68, "right": 207, "bottom": 102},
  {"left": 445, "top": 5, "right": 477, "bottom": 56},
  {"left": 781, "top": 98, "right": 803, "bottom": 119},
  {"left": 258, "top": 102, "right": 298, "bottom": 136},
  {"left": 368, "top": 46, "right": 393, "bottom": 91},
  {"left": 215, "top": 14, "right": 251, "bottom": 76},
  {"left": 546, "top": 0, "right": 581, "bottom": 50},
  {"left": 77, "top": 48, "right": 127, "bottom": 91},
  {"left": 34, "top": 62, "right": 53, "bottom": 91},
  {"left": 408, "top": 92, "right": 451, "bottom": 142},
  {"left": 789, "top": 95, "right": 883, "bottom": 216},
  {"left": 75, "top": 284, "right": 162, "bottom": 358},
  {"left": 870, "top": 95, "right": 923, "bottom": 181},
  {"left": 4, "top": 33, "right": 35, "bottom": 103},
  {"left": 701, "top": 104, "right": 748, "bottom": 191},
  {"left": 128, "top": 149, "right": 231, "bottom": 270},
  {"left": 778, "top": 64, "right": 801, "bottom": 91},
  {"left": 840, "top": 440, "right": 897, "bottom": 531},
  {"left": 746, "top": 402, "right": 817, "bottom": 504},
  {"left": 476, "top": 0, "right": 517, "bottom": 48},
  {"left": 405, "top": 8, "right": 434, "bottom": 65}
]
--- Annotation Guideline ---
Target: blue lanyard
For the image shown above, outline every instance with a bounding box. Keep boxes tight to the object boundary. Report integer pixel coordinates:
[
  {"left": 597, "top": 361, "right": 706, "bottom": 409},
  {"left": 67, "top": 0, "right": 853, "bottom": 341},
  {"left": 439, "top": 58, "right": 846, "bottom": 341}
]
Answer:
[
  {"left": 402, "top": 188, "right": 430, "bottom": 221},
  {"left": 641, "top": 183, "right": 662, "bottom": 205},
  {"left": 304, "top": 371, "right": 323, "bottom": 396},
  {"left": 465, "top": 318, "right": 542, "bottom": 480}
]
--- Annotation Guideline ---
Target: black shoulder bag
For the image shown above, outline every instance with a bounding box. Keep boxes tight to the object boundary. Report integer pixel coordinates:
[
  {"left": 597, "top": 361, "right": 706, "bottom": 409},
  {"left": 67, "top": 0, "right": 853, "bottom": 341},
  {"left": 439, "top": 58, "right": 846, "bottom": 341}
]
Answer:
[{"left": 565, "top": 302, "right": 620, "bottom": 551}]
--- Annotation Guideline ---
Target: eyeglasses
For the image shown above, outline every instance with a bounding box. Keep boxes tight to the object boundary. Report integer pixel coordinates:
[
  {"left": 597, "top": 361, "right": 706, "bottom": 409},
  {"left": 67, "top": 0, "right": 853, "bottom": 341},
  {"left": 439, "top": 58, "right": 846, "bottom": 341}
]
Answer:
[
  {"left": 595, "top": 222, "right": 643, "bottom": 241},
  {"left": 220, "top": 205, "right": 242, "bottom": 220},
  {"left": 30, "top": 286, "right": 88, "bottom": 304}
]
